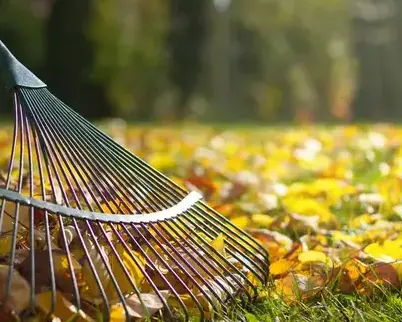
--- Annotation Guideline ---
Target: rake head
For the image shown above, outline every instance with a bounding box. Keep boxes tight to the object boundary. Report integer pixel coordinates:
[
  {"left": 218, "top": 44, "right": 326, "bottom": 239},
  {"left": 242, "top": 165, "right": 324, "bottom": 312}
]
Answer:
[{"left": 0, "top": 40, "right": 269, "bottom": 321}]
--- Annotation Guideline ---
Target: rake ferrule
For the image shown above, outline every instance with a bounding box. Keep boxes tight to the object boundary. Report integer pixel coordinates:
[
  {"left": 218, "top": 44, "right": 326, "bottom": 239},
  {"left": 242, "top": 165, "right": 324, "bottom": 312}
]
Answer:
[{"left": 0, "top": 40, "right": 46, "bottom": 89}]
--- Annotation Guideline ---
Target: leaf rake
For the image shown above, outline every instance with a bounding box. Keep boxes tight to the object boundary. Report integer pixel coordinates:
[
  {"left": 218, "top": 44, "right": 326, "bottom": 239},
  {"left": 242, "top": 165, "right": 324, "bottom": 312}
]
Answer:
[{"left": 0, "top": 40, "right": 269, "bottom": 322}]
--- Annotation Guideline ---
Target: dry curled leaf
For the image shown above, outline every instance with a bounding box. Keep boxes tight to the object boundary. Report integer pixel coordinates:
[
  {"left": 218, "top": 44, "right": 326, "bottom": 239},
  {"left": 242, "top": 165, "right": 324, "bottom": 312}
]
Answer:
[
  {"left": 18, "top": 249, "right": 83, "bottom": 294},
  {"left": 110, "top": 291, "right": 169, "bottom": 320},
  {"left": 0, "top": 264, "right": 30, "bottom": 314}
]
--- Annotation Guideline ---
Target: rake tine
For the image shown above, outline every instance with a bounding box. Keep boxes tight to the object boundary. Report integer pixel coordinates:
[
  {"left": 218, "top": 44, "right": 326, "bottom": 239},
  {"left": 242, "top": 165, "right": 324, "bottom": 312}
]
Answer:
[{"left": 0, "top": 40, "right": 269, "bottom": 322}]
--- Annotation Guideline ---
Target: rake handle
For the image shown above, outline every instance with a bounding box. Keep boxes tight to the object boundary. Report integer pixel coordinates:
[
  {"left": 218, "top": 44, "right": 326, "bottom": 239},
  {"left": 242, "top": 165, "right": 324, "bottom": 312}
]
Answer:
[{"left": 0, "top": 40, "right": 46, "bottom": 89}]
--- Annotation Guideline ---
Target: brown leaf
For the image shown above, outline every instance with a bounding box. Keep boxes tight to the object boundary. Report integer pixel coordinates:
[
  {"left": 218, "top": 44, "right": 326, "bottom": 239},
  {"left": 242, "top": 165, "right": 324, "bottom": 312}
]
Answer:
[
  {"left": 221, "top": 181, "right": 248, "bottom": 203},
  {"left": 365, "top": 262, "right": 400, "bottom": 289},
  {"left": 185, "top": 176, "right": 217, "bottom": 199},
  {"left": 0, "top": 264, "right": 30, "bottom": 314},
  {"left": 0, "top": 249, "right": 30, "bottom": 266},
  {"left": 110, "top": 291, "right": 170, "bottom": 320},
  {"left": 17, "top": 249, "right": 83, "bottom": 294},
  {"left": 275, "top": 273, "right": 324, "bottom": 302}
]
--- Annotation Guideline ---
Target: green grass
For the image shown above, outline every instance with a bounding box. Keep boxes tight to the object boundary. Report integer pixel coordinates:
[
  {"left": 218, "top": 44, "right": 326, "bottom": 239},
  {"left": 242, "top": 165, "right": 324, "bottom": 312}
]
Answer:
[{"left": 243, "top": 289, "right": 402, "bottom": 322}]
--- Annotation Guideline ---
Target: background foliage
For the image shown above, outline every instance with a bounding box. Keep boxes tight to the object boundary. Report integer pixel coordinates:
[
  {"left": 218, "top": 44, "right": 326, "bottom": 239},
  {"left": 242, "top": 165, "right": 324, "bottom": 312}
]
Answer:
[{"left": 0, "top": 0, "right": 402, "bottom": 123}]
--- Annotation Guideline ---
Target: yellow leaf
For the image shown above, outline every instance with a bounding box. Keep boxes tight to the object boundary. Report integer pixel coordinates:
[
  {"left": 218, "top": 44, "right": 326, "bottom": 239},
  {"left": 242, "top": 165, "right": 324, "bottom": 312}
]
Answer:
[
  {"left": 251, "top": 214, "right": 274, "bottom": 227},
  {"left": 36, "top": 291, "right": 94, "bottom": 322},
  {"left": 80, "top": 239, "right": 111, "bottom": 301},
  {"left": 0, "top": 235, "right": 12, "bottom": 257},
  {"left": 298, "top": 250, "right": 330, "bottom": 265},
  {"left": 231, "top": 216, "right": 249, "bottom": 229},
  {"left": 282, "top": 197, "right": 335, "bottom": 225},
  {"left": 365, "top": 239, "right": 402, "bottom": 262},
  {"left": 270, "top": 259, "right": 294, "bottom": 276},
  {"left": 147, "top": 152, "right": 176, "bottom": 171},
  {"left": 110, "top": 304, "right": 126, "bottom": 322},
  {"left": 106, "top": 243, "right": 145, "bottom": 300},
  {"left": 274, "top": 273, "right": 322, "bottom": 302},
  {"left": 210, "top": 233, "right": 226, "bottom": 256}
]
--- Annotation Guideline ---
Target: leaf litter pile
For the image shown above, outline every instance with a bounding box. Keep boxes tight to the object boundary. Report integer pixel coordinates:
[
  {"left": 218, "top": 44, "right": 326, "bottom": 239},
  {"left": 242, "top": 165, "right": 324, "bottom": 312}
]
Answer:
[{"left": 2, "top": 122, "right": 402, "bottom": 321}]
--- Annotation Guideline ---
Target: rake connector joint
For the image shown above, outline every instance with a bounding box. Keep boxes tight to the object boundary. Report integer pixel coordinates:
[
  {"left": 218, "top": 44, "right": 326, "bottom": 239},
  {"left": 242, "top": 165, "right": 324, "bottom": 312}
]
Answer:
[{"left": 0, "top": 40, "right": 46, "bottom": 89}]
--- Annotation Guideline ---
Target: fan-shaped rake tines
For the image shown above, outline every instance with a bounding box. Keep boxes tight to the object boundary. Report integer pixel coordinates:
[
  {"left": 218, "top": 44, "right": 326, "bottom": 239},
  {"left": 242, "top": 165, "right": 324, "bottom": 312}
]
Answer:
[{"left": 0, "top": 40, "right": 269, "bottom": 321}]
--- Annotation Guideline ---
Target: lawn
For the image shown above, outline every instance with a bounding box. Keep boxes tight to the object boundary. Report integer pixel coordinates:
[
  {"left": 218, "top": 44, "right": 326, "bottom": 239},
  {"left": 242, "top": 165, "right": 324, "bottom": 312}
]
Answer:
[
  {"left": 99, "top": 122, "right": 402, "bottom": 321},
  {"left": 2, "top": 121, "right": 402, "bottom": 321}
]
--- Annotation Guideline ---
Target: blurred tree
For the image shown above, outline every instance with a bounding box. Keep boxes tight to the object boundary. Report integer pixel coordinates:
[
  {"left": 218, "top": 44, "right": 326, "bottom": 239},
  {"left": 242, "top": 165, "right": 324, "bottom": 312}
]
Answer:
[
  {"left": 45, "top": 0, "right": 113, "bottom": 120},
  {"left": 206, "top": 0, "right": 233, "bottom": 121},
  {"left": 89, "top": 0, "right": 169, "bottom": 121},
  {"left": 231, "top": 22, "right": 264, "bottom": 121},
  {"left": 167, "top": 0, "right": 207, "bottom": 120},
  {"left": 350, "top": 0, "right": 402, "bottom": 121},
  {"left": 231, "top": 0, "right": 351, "bottom": 122},
  {"left": 0, "top": 0, "right": 45, "bottom": 116}
]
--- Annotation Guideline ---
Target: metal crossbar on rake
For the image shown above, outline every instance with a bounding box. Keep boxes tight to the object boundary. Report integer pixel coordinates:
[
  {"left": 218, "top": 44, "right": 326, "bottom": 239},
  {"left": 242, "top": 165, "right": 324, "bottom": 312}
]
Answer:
[{"left": 0, "top": 40, "right": 269, "bottom": 322}]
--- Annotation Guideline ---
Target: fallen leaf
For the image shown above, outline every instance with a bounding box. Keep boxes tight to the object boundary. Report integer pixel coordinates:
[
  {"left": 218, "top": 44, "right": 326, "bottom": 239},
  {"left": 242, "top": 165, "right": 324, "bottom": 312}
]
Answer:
[
  {"left": 18, "top": 249, "right": 83, "bottom": 294},
  {"left": 110, "top": 291, "right": 169, "bottom": 320},
  {"left": 35, "top": 291, "right": 95, "bottom": 322},
  {"left": 210, "top": 233, "right": 226, "bottom": 257},
  {"left": 298, "top": 250, "right": 331, "bottom": 266},
  {"left": 270, "top": 259, "right": 294, "bottom": 277},
  {"left": 106, "top": 243, "right": 145, "bottom": 300},
  {"left": 0, "top": 264, "right": 30, "bottom": 314}
]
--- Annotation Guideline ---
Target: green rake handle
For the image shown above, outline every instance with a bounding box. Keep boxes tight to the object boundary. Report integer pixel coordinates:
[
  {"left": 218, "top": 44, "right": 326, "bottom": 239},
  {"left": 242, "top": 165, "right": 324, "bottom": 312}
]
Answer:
[{"left": 0, "top": 40, "right": 46, "bottom": 88}]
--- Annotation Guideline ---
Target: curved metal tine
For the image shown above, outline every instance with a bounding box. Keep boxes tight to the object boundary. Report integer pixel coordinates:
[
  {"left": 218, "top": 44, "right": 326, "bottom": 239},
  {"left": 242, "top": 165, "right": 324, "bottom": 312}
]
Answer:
[
  {"left": 187, "top": 218, "right": 266, "bottom": 283},
  {"left": 45, "top": 119, "right": 145, "bottom": 214},
  {"left": 1, "top": 93, "right": 24, "bottom": 312},
  {"left": 52, "top": 97, "right": 186, "bottom": 204},
  {"left": 0, "top": 91, "right": 19, "bottom": 237},
  {"left": 23, "top": 90, "right": 105, "bottom": 212},
  {"left": 30, "top": 109, "right": 57, "bottom": 318},
  {"left": 185, "top": 210, "right": 267, "bottom": 286},
  {"left": 46, "top": 95, "right": 163, "bottom": 214},
  {"left": 55, "top": 99, "right": 188, "bottom": 196},
  {"left": 22, "top": 90, "right": 126, "bottom": 214},
  {"left": 121, "top": 224, "right": 198, "bottom": 322},
  {"left": 30, "top": 92, "right": 135, "bottom": 214},
  {"left": 194, "top": 205, "right": 268, "bottom": 271},
  {"left": 201, "top": 206, "right": 268, "bottom": 259},
  {"left": 40, "top": 90, "right": 165, "bottom": 213},
  {"left": 70, "top": 219, "right": 111, "bottom": 317},
  {"left": 200, "top": 203, "right": 269, "bottom": 263},
  {"left": 43, "top": 91, "right": 162, "bottom": 212},
  {"left": 22, "top": 100, "right": 84, "bottom": 310},
  {"left": 108, "top": 223, "right": 172, "bottom": 319},
  {"left": 55, "top": 102, "right": 184, "bottom": 211},
  {"left": 22, "top": 95, "right": 80, "bottom": 208},
  {"left": 153, "top": 219, "right": 238, "bottom": 303},
  {"left": 136, "top": 222, "right": 225, "bottom": 312},
  {"left": 23, "top": 109, "right": 37, "bottom": 314},
  {"left": 51, "top": 113, "right": 172, "bottom": 214},
  {"left": 81, "top": 220, "right": 132, "bottom": 319},
  {"left": 190, "top": 206, "right": 267, "bottom": 265},
  {"left": 189, "top": 228, "right": 266, "bottom": 289},
  {"left": 52, "top": 109, "right": 181, "bottom": 212},
  {"left": 48, "top": 108, "right": 196, "bottom": 218},
  {"left": 24, "top": 92, "right": 109, "bottom": 313},
  {"left": 170, "top": 215, "right": 253, "bottom": 299},
  {"left": 96, "top": 223, "right": 151, "bottom": 318},
  {"left": 30, "top": 112, "right": 112, "bottom": 212}
]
